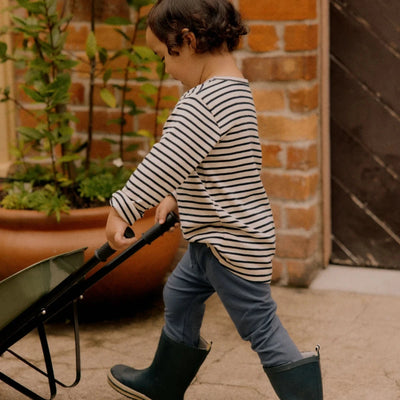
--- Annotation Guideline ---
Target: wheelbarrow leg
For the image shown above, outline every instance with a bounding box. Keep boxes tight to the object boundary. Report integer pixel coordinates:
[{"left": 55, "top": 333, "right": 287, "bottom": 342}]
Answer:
[
  {"left": 1, "top": 300, "right": 82, "bottom": 399},
  {"left": 0, "top": 322, "right": 57, "bottom": 400}
]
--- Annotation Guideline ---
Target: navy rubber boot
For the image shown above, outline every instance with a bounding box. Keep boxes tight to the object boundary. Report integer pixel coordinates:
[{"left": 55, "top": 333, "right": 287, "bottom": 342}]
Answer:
[
  {"left": 107, "top": 329, "right": 211, "bottom": 400},
  {"left": 264, "top": 346, "right": 323, "bottom": 400}
]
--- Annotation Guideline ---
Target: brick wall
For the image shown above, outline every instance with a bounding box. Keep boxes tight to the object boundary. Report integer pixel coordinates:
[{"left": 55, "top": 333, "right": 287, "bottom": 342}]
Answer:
[
  {"left": 13, "top": 0, "right": 324, "bottom": 287},
  {"left": 62, "top": 1, "right": 182, "bottom": 163},
  {"left": 235, "top": 0, "right": 322, "bottom": 286}
]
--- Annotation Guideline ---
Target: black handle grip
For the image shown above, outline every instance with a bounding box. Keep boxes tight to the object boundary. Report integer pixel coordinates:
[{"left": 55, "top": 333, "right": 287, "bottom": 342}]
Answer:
[
  {"left": 141, "top": 211, "right": 179, "bottom": 244},
  {"left": 95, "top": 226, "right": 136, "bottom": 262}
]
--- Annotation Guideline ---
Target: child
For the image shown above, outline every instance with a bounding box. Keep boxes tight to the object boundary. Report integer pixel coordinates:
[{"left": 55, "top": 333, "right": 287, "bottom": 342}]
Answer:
[{"left": 105, "top": 0, "right": 323, "bottom": 399}]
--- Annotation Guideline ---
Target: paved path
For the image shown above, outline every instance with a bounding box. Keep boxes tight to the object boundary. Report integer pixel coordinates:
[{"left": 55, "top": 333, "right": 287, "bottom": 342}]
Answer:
[{"left": 1, "top": 285, "right": 400, "bottom": 399}]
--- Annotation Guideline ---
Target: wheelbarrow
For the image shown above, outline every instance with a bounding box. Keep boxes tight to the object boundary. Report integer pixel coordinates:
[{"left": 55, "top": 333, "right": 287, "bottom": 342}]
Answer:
[{"left": 0, "top": 212, "right": 179, "bottom": 400}]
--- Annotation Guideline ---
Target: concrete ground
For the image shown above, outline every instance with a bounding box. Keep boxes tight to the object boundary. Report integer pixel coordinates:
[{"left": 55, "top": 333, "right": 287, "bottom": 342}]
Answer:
[{"left": 1, "top": 266, "right": 400, "bottom": 400}]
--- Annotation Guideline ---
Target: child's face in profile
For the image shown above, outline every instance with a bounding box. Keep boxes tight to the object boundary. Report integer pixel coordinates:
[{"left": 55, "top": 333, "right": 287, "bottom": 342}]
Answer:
[{"left": 146, "top": 27, "right": 201, "bottom": 89}]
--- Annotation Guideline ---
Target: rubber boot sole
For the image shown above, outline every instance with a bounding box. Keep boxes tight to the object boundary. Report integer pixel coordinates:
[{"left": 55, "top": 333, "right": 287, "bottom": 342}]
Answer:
[{"left": 107, "top": 371, "right": 152, "bottom": 400}]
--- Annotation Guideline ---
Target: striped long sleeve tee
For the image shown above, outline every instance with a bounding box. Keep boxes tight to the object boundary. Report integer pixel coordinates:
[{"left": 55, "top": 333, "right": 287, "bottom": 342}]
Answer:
[{"left": 111, "top": 77, "right": 276, "bottom": 282}]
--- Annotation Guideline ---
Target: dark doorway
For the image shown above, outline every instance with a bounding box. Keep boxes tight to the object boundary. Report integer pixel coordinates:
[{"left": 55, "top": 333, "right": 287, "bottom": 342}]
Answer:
[{"left": 330, "top": 0, "right": 400, "bottom": 268}]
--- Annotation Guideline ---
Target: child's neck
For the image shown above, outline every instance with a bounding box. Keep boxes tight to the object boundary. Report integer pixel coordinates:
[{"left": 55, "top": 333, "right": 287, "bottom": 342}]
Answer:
[{"left": 198, "top": 52, "right": 243, "bottom": 84}]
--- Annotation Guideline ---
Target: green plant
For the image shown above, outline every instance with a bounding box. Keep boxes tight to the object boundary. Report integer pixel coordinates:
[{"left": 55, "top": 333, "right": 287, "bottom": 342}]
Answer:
[
  {"left": 0, "top": 0, "right": 172, "bottom": 220},
  {"left": 95, "top": 2, "right": 170, "bottom": 162}
]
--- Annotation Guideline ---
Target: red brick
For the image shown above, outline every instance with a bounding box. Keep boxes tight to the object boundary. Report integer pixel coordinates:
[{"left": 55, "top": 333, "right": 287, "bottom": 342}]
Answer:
[
  {"left": 140, "top": 61, "right": 162, "bottom": 81},
  {"left": 287, "top": 259, "right": 320, "bottom": 287},
  {"left": 243, "top": 56, "right": 317, "bottom": 82},
  {"left": 287, "top": 143, "right": 318, "bottom": 170},
  {"left": 108, "top": 54, "right": 138, "bottom": 80},
  {"left": 239, "top": 0, "right": 317, "bottom": 21},
  {"left": 90, "top": 138, "right": 112, "bottom": 159},
  {"left": 159, "top": 85, "right": 180, "bottom": 109},
  {"left": 68, "top": 0, "right": 130, "bottom": 22},
  {"left": 130, "top": 28, "right": 147, "bottom": 47},
  {"left": 248, "top": 25, "right": 279, "bottom": 52},
  {"left": 285, "top": 204, "right": 318, "bottom": 230},
  {"left": 93, "top": 25, "right": 123, "bottom": 50},
  {"left": 124, "top": 84, "right": 148, "bottom": 108},
  {"left": 284, "top": 24, "right": 318, "bottom": 51},
  {"left": 18, "top": 108, "right": 40, "bottom": 128},
  {"left": 137, "top": 112, "right": 163, "bottom": 139},
  {"left": 253, "top": 88, "right": 285, "bottom": 111},
  {"left": 288, "top": 84, "right": 319, "bottom": 112},
  {"left": 276, "top": 233, "right": 318, "bottom": 259},
  {"left": 258, "top": 115, "right": 318, "bottom": 142},
  {"left": 125, "top": 83, "right": 179, "bottom": 110},
  {"left": 69, "top": 82, "right": 85, "bottom": 105},
  {"left": 271, "top": 258, "right": 284, "bottom": 283},
  {"left": 121, "top": 137, "right": 148, "bottom": 163},
  {"left": 261, "top": 143, "right": 283, "bottom": 168},
  {"left": 74, "top": 55, "right": 94, "bottom": 78},
  {"left": 65, "top": 25, "right": 89, "bottom": 51},
  {"left": 16, "top": 85, "right": 34, "bottom": 104},
  {"left": 107, "top": 109, "right": 135, "bottom": 135},
  {"left": 270, "top": 201, "right": 282, "bottom": 229},
  {"left": 74, "top": 109, "right": 132, "bottom": 135},
  {"left": 262, "top": 171, "right": 319, "bottom": 201}
]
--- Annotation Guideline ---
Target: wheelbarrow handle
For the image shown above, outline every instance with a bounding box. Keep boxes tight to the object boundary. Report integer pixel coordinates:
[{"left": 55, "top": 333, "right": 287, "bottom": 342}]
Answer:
[{"left": 94, "top": 211, "right": 179, "bottom": 262}]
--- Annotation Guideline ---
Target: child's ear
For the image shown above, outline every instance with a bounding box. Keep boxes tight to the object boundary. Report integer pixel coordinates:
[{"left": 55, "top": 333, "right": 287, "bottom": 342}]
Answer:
[{"left": 181, "top": 28, "right": 197, "bottom": 50}]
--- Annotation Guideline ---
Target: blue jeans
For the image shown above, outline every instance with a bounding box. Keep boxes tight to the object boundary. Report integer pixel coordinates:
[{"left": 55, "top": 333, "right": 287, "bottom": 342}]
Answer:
[{"left": 163, "top": 242, "right": 302, "bottom": 367}]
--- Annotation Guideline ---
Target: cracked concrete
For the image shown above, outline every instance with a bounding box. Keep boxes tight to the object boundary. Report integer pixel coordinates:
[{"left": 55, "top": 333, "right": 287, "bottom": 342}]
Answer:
[{"left": 1, "top": 284, "right": 400, "bottom": 400}]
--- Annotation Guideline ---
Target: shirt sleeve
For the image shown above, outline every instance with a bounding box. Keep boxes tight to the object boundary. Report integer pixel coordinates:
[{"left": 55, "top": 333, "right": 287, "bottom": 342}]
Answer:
[{"left": 110, "top": 94, "right": 221, "bottom": 225}]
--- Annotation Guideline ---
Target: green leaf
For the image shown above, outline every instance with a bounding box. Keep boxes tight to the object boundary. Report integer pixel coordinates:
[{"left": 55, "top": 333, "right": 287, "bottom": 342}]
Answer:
[
  {"left": 17, "top": 127, "right": 43, "bottom": 141},
  {"left": 102, "top": 138, "right": 118, "bottom": 144},
  {"left": 136, "top": 129, "right": 152, "bottom": 138},
  {"left": 98, "top": 47, "right": 108, "bottom": 65},
  {"left": 22, "top": 86, "right": 44, "bottom": 102},
  {"left": 134, "top": 45, "right": 158, "bottom": 61},
  {"left": 105, "top": 16, "right": 131, "bottom": 26},
  {"left": 100, "top": 88, "right": 117, "bottom": 108},
  {"left": 57, "top": 154, "right": 80, "bottom": 163},
  {"left": 141, "top": 82, "right": 158, "bottom": 95},
  {"left": 86, "top": 31, "right": 97, "bottom": 60},
  {"left": 57, "top": 126, "right": 74, "bottom": 143},
  {"left": 17, "top": 0, "right": 45, "bottom": 15},
  {"left": 156, "top": 61, "right": 167, "bottom": 79},
  {"left": 107, "top": 117, "right": 125, "bottom": 126},
  {"left": 103, "top": 68, "right": 112, "bottom": 84},
  {"left": 114, "top": 28, "right": 131, "bottom": 42},
  {"left": 125, "top": 143, "right": 140, "bottom": 152},
  {"left": 0, "top": 42, "right": 8, "bottom": 60},
  {"left": 56, "top": 58, "right": 79, "bottom": 70},
  {"left": 162, "top": 95, "right": 178, "bottom": 102},
  {"left": 140, "top": 94, "right": 155, "bottom": 107},
  {"left": 157, "top": 108, "right": 171, "bottom": 125},
  {"left": 127, "top": 0, "right": 155, "bottom": 11}
]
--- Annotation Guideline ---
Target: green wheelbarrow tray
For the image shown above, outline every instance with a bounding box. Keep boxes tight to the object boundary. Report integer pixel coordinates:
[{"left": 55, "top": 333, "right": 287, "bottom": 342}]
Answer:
[
  {"left": 0, "top": 212, "right": 178, "bottom": 400},
  {"left": 0, "top": 249, "right": 85, "bottom": 333}
]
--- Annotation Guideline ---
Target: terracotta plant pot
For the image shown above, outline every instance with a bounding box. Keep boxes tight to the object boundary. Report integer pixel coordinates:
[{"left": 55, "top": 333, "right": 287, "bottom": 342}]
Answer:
[{"left": 0, "top": 206, "right": 182, "bottom": 310}]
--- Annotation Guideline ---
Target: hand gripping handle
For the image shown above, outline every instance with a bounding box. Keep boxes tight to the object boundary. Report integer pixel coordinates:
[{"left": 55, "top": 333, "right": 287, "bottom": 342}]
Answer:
[{"left": 94, "top": 211, "right": 179, "bottom": 262}]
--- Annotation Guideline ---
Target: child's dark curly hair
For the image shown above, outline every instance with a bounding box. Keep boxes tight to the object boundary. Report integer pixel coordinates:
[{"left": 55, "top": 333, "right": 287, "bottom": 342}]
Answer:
[{"left": 147, "top": 0, "right": 248, "bottom": 55}]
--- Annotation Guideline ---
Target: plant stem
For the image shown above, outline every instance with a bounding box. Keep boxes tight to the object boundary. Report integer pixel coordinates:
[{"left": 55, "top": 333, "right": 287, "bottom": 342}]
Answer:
[
  {"left": 153, "top": 63, "right": 166, "bottom": 142},
  {"left": 85, "top": 0, "right": 96, "bottom": 171},
  {"left": 118, "top": 9, "right": 141, "bottom": 161}
]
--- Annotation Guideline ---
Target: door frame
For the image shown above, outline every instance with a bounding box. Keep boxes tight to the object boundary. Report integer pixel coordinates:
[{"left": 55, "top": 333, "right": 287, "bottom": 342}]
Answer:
[
  {"left": 0, "top": 0, "right": 15, "bottom": 176},
  {"left": 321, "top": 0, "right": 331, "bottom": 266}
]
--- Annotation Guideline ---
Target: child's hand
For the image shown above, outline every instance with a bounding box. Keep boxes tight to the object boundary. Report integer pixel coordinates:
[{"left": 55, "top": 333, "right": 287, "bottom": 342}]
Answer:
[
  {"left": 156, "top": 195, "right": 180, "bottom": 230},
  {"left": 106, "top": 207, "right": 137, "bottom": 250}
]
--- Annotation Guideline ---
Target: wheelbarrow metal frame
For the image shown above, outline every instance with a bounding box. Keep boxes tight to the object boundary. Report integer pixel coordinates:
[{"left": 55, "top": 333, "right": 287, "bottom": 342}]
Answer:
[{"left": 0, "top": 212, "right": 178, "bottom": 400}]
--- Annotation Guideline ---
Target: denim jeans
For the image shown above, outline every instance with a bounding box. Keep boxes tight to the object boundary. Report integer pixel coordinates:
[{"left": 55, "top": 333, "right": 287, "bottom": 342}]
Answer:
[{"left": 163, "top": 242, "right": 302, "bottom": 367}]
